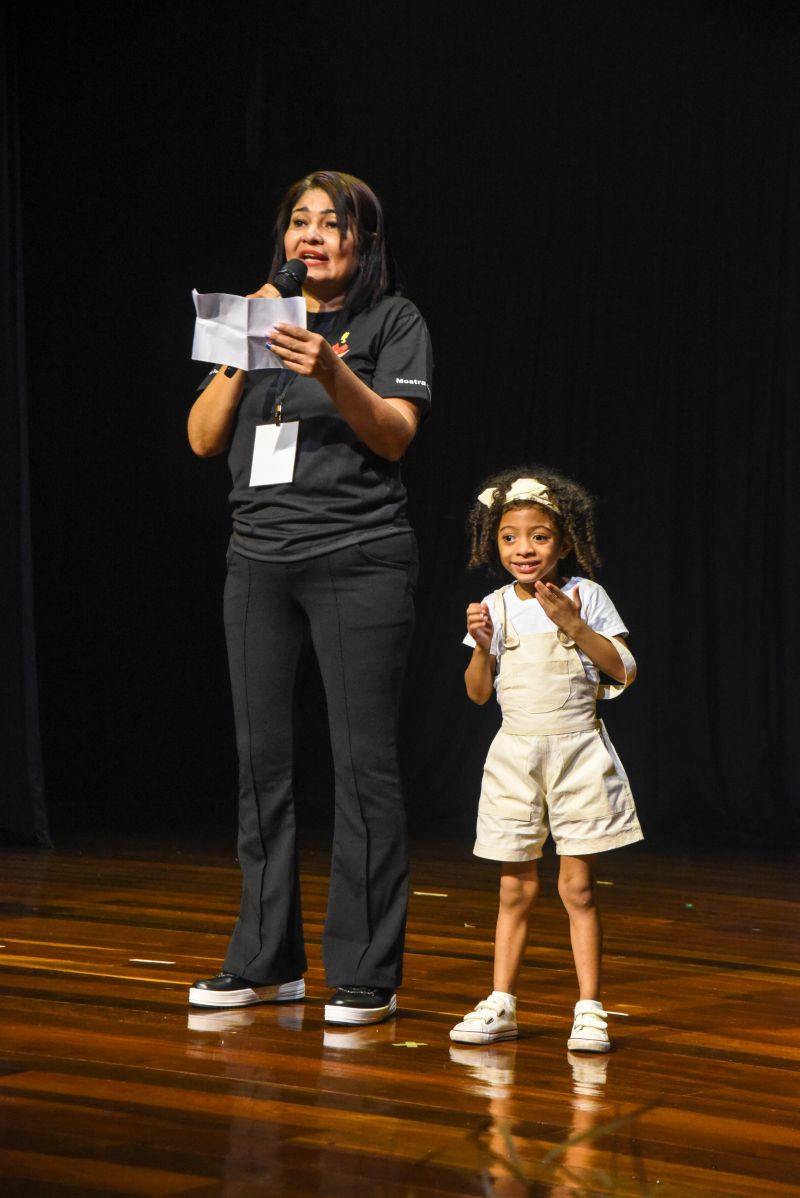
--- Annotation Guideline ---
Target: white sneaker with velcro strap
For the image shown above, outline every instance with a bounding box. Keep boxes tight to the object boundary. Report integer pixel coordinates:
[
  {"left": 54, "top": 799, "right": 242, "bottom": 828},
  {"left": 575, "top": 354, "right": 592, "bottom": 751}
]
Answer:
[
  {"left": 567, "top": 999, "right": 612, "bottom": 1052},
  {"left": 449, "top": 993, "right": 518, "bottom": 1044}
]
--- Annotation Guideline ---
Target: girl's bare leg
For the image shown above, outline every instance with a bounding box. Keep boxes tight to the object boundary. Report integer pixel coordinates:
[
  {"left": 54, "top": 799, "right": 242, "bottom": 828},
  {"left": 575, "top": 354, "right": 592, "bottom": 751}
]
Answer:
[
  {"left": 492, "top": 861, "right": 540, "bottom": 994},
  {"left": 558, "top": 854, "right": 602, "bottom": 1000}
]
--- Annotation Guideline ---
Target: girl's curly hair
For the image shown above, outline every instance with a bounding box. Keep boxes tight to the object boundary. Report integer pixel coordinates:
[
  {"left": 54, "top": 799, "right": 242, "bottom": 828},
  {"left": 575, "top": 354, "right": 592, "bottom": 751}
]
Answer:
[{"left": 467, "top": 464, "right": 602, "bottom": 579}]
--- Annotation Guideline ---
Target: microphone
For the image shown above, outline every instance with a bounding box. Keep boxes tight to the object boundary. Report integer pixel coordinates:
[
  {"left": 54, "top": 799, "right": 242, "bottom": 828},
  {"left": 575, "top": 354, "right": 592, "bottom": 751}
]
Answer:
[{"left": 272, "top": 258, "right": 308, "bottom": 297}]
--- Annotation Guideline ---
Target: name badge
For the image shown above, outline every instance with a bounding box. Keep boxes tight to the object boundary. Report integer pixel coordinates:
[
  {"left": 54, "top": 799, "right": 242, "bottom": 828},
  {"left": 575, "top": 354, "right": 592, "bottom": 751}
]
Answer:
[{"left": 249, "top": 422, "right": 298, "bottom": 486}]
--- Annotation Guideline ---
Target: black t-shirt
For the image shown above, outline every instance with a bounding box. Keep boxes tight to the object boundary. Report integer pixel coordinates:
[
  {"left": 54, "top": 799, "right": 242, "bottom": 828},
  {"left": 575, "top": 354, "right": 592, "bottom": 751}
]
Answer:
[{"left": 202, "top": 295, "right": 432, "bottom": 562}]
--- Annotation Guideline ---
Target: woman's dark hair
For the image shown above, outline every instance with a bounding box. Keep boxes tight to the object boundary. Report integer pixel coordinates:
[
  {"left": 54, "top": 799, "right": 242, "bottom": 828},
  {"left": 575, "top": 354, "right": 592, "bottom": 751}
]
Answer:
[
  {"left": 467, "top": 465, "right": 602, "bottom": 579},
  {"left": 268, "top": 170, "right": 397, "bottom": 317}
]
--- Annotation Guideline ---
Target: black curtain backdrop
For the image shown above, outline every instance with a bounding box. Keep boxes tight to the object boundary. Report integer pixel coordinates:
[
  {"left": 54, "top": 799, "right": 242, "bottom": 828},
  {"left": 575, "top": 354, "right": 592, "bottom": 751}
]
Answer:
[
  {"left": 1, "top": 9, "right": 49, "bottom": 846},
  {"left": 7, "top": 1, "right": 799, "bottom": 848}
]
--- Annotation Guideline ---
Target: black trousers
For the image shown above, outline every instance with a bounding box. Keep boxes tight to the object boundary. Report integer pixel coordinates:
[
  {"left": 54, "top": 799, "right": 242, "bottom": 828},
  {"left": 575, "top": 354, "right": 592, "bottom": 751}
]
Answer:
[{"left": 221, "top": 531, "right": 417, "bottom": 989}]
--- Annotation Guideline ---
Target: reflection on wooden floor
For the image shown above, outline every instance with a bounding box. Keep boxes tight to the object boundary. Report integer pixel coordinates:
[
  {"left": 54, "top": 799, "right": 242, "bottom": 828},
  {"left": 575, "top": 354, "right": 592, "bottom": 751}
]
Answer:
[{"left": 1, "top": 833, "right": 799, "bottom": 1196}]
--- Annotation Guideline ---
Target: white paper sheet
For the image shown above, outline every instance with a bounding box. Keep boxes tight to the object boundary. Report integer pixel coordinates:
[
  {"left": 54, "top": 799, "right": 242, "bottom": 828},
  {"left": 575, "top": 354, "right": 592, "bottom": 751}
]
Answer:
[{"left": 191, "top": 290, "right": 307, "bottom": 371}]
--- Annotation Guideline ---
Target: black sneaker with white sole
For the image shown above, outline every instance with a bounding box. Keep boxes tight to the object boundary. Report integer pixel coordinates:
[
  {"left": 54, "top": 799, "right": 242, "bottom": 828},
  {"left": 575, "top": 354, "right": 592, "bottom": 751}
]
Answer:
[
  {"left": 188, "top": 972, "right": 305, "bottom": 1008},
  {"left": 324, "top": 986, "right": 397, "bottom": 1025}
]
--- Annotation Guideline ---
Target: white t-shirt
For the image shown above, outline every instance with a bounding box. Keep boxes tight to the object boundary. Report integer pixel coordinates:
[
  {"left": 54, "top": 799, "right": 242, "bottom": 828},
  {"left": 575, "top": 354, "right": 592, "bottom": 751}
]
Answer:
[{"left": 463, "top": 576, "right": 629, "bottom": 686}]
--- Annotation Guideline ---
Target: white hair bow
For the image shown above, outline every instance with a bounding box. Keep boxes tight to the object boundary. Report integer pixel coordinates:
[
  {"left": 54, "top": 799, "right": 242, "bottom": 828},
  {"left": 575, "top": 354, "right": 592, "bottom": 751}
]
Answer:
[{"left": 477, "top": 477, "right": 561, "bottom": 513}]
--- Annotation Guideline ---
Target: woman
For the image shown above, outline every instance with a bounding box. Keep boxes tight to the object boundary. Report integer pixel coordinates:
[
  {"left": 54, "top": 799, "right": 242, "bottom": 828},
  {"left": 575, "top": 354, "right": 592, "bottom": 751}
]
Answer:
[{"left": 187, "top": 171, "right": 432, "bottom": 1026}]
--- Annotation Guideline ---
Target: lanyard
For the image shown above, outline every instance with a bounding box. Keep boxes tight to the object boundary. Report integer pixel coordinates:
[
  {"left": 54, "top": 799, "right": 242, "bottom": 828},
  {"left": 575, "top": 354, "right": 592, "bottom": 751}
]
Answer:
[{"left": 265, "top": 370, "right": 294, "bottom": 427}]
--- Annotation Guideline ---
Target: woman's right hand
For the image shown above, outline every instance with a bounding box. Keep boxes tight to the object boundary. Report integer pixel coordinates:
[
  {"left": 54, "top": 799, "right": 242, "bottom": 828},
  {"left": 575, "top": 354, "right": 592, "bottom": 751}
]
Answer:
[
  {"left": 246, "top": 283, "right": 282, "bottom": 299},
  {"left": 466, "top": 602, "right": 493, "bottom": 651}
]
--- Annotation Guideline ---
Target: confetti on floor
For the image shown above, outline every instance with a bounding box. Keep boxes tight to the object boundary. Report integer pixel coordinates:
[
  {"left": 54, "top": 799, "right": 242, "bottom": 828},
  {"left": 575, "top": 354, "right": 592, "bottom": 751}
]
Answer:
[
  {"left": 129, "top": 958, "right": 176, "bottom": 965},
  {"left": 412, "top": 891, "right": 448, "bottom": 897}
]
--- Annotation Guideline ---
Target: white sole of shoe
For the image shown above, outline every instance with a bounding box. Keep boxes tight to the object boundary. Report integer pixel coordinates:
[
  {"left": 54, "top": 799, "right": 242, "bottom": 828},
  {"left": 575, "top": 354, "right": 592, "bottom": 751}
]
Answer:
[
  {"left": 188, "top": 978, "right": 305, "bottom": 1008},
  {"left": 323, "top": 993, "right": 397, "bottom": 1025},
  {"left": 449, "top": 1027, "right": 518, "bottom": 1045},
  {"left": 567, "top": 1037, "right": 611, "bottom": 1053}
]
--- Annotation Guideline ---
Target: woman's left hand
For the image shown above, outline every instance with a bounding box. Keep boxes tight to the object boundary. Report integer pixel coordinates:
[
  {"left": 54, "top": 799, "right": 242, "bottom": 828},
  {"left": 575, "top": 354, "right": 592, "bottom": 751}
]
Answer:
[
  {"left": 266, "top": 323, "right": 339, "bottom": 380},
  {"left": 265, "top": 320, "right": 418, "bottom": 461}
]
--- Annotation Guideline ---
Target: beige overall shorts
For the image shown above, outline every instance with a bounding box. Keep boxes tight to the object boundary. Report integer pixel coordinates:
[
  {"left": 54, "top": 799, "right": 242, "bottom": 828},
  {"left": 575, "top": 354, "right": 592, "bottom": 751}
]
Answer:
[{"left": 474, "top": 587, "right": 643, "bottom": 861}]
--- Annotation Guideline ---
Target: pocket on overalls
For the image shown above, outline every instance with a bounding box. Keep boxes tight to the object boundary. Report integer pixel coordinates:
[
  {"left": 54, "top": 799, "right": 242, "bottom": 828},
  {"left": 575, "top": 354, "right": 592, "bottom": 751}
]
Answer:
[
  {"left": 498, "top": 637, "right": 574, "bottom": 714},
  {"left": 551, "top": 729, "right": 619, "bottom": 819}
]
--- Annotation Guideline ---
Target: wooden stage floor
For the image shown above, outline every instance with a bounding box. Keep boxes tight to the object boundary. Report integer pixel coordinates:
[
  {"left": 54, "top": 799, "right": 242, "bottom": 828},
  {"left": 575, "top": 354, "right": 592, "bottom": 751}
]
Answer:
[{"left": 1, "top": 832, "right": 798, "bottom": 1196}]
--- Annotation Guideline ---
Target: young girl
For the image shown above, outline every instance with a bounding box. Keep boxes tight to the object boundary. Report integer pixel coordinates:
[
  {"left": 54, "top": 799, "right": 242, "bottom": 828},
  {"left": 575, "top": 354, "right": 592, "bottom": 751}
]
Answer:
[{"left": 451, "top": 467, "right": 643, "bottom": 1052}]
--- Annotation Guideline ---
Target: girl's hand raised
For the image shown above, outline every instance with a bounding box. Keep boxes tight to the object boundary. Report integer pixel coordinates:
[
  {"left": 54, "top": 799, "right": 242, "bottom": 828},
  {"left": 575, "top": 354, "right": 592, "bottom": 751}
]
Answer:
[
  {"left": 265, "top": 323, "right": 338, "bottom": 380},
  {"left": 467, "top": 602, "right": 494, "bottom": 651},
  {"left": 534, "top": 581, "right": 583, "bottom": 639}
]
